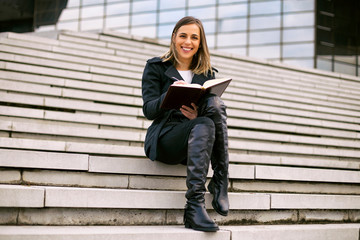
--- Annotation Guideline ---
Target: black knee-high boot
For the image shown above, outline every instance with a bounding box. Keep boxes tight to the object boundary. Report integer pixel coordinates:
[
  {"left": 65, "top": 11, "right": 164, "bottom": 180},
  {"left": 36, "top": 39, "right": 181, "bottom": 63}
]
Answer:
[
  {"left": 199, "top": 95, "right": 230, "bottom": 216},
  {"left": 184, "top": 120, "right": 219, "bottom": 232}
]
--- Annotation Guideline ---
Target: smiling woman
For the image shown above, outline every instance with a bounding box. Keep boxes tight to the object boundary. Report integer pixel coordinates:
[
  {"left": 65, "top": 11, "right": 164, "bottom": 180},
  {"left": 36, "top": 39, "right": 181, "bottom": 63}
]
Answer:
[{"left": 141, "top": 16, "right": 230, "bottom": 232}]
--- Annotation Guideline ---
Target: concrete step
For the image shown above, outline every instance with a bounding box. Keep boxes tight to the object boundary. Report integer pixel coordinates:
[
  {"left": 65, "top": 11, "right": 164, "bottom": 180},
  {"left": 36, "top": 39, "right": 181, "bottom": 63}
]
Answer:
[{"left": 0, "top": 224, "right": 359, "bottom": 240}]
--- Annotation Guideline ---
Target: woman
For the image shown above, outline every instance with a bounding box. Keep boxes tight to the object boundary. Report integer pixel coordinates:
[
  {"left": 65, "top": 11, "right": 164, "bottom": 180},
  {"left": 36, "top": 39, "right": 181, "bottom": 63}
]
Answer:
[{"left": 141, "top": 16, "right": 229, "bottom": 232}]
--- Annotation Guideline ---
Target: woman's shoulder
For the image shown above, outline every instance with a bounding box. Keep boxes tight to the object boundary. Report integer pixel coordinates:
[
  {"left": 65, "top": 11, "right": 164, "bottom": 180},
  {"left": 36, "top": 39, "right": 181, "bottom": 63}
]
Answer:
[{"left": 147, "top": 57, "right": 166, "bottom": 64}]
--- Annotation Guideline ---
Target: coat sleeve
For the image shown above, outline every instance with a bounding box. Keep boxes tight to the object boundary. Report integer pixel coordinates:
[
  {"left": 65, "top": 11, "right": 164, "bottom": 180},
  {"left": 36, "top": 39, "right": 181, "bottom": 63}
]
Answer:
[{"left": 141, "top": 61, "right": 168, "bottom": 120}]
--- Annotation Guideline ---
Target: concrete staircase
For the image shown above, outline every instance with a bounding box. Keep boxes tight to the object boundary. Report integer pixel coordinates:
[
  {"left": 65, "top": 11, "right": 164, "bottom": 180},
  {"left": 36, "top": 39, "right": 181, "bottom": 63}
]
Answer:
[{"left": 0, "top": 30, "right": 360, "bottom": 239}]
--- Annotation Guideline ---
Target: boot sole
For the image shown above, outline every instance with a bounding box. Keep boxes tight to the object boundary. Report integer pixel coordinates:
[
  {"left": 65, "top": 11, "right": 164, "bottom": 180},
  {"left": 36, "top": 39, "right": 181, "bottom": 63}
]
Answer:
[{"left": 185, "top": 222, "right": 219, "bottom": 232}]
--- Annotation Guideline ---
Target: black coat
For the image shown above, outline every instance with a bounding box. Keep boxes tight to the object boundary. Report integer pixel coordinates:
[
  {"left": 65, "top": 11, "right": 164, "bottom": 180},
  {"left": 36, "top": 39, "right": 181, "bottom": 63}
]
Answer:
[{"left": 142, "top": 57, "right": 216, "bottom": 161}]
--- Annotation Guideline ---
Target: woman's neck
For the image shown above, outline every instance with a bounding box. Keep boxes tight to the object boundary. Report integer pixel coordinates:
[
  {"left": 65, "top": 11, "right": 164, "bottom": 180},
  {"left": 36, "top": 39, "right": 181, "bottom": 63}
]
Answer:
[{"left": 176, "top": 60, "right": 191, "bottom": 71}]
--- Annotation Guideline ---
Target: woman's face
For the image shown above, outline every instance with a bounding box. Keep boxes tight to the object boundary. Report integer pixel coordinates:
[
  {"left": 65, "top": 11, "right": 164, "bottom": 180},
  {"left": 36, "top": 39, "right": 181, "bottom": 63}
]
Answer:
[{"left": 174, "top": 23, "right": 201, "bottom": 65}]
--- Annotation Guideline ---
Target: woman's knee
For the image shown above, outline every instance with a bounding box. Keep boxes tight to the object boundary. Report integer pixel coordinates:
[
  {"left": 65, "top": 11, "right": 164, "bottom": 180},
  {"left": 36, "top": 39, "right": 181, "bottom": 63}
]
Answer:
[
  {"left": 190, "top": 117, "right": 215, "bottom": 137},
  {"left": 200, "top": 95, "right": 227, "bottom": 120}
]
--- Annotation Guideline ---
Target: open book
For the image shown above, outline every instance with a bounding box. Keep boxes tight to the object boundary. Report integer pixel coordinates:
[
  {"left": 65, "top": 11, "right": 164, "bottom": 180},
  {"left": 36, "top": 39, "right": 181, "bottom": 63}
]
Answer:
[{"left": 160, "top": 77, "right": 232, "bottom": 109}]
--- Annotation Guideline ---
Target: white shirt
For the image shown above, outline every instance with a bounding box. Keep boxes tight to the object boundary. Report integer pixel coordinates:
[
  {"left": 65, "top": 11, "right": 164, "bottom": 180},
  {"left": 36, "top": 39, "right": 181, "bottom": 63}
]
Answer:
[{"left": 178, "top": 70, "right": 194, "bottom": 84}]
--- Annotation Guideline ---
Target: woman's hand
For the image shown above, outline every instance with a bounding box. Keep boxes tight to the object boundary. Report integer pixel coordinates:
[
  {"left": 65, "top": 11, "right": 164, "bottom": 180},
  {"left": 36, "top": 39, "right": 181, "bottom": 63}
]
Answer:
[
  {"left": 172, "top": 80, "right": 187, "bottom": 85},
  {"left": 180, "top": 103, "right": 198, "bottom": 120}
]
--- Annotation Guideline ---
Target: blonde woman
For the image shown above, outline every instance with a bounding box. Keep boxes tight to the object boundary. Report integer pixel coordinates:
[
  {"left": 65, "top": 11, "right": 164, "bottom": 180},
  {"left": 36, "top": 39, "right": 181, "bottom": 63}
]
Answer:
[{"left": 141, "top": 16, "right": 229, "bottom": 232}]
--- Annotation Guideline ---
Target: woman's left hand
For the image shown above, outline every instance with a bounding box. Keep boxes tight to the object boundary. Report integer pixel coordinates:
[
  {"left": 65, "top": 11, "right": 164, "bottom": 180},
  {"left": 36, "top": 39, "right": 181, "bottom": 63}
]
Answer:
[{"left": 180, "top": 103, "right": 198, "bottom": 120}]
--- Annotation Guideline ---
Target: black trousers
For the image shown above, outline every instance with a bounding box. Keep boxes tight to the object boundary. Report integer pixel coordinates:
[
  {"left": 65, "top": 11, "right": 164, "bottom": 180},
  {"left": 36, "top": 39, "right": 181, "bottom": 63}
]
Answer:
[{"left": 156, "top": 94, "right": 227, "bottom": 165}]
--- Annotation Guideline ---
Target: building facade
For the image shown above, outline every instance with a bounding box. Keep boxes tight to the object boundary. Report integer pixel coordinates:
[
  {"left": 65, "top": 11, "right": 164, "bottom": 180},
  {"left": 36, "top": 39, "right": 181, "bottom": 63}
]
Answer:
[{"left": 35, "top": 0, "right": 360, "bottom": 77}]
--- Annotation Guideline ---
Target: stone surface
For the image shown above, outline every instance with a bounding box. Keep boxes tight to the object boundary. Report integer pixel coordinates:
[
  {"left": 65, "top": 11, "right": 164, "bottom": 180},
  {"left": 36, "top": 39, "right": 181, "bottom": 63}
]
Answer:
[
  {"left": 0, "top": 169, "right": 21, "bottom": 183},
  {"left": 23, "top": 170, "right": 128, "bottom": 188},
  {"left": 299, "top": 210, "right": 349, "bottom": 223},
  {"left": 18, "top": 208, "right": 166, "bottom": 225},
  {"left": 0, "top": 208, "right": 18, "bottom": 224},
  {"left": 226, "top": 224, "right": 360, "bottom": 240},
  {"left": 271, "top": 194, "right": 360, "bottom": 209},
  {"left": 0, "top": 225, "right": 230, "bottom": 240},
  {"left": 0, "top": 185, "right": 44, "bottom": 207},
  {"left": 0, "top": 149, "right": 88, "bottom": 170}
]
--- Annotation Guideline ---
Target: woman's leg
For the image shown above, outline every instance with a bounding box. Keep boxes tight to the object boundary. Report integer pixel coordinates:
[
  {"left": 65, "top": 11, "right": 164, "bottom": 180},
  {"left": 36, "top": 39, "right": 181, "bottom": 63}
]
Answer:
[
  {"left": 157, "top": 116, "right": 219, "bottom": 232},
  {"left": 198, "top": 94, "right": 230, "bottom": 216}
]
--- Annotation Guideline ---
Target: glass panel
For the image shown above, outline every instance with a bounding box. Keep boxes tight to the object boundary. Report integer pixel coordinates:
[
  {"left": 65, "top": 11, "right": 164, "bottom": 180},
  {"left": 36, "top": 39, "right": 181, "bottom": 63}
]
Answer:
[
  {"left": 81, "top": 5, "right": 104, "bottom": 18},
  {"left": 218, "top": 3, "right": 248, "bottom": 18},
  {"left": 217, "top": 32, "right": 247, "bottom": 47},
  {"left": 106, "top": 2, "right": 130, "bottom": 15},
  {"left": 282, "top": 58, "right": 314, "bottom": 68},
  {"left": 202, "top": 21, "right": 216, "bottom": 34},
  {"left": 59, "top": 8, "right": 79, "bottom": 21},
  {"left": 218, "top": 47, "right": 246, "bottom": 56},
  {"left": 82, "top": 0, "right": 104, "bottom": 6},
  {"left": 283, "top": 43, "right": 314, "bottom": 57},
  {"left": 188, "top": 6, "right": 216, "bottom": 20},
  {"left": 206, "top": 34, "right": 215, "bottom": 48},
  {"left": 131, "top": 26, "right": 156, "bottom": 38},
  {"left": 249, "top": 45, "right": 280, "bottom": 58},
  {"left": 250, "top": 0, "right": 281, "bottom": 15},
  {"left": 283, "top": 12, "right": 314, "bottom": 27},
  {"left": 249, "top": 15, "right": 280, "bottom": 30},
  {"left": 158, "top": 24, "right": 174, "bottom": 38},
  {"left": 283, "top": 28, "right": 314, "bottom": 42},
  {"left": 334, "top": 55, "right": 356, "bottom": 64},
  {"left": 219, "top": 0, "right": 247, "bottom": 3},
  {"left": 159, "top": 10, "right": 185, "bottom": 24},
  {"left": 131, "top": 12, "right": 156, "bottom": 26},
  {"left": 132, "top": 0, "right": 157, "bottom": 12},
  {"left": 67, "top": 0, "right": 80, "bottom": 7},
  {"left": 160, "top": 0, "right": 185, "bottom": 10},
  {"left": 249, "top": 30, "right": 280, "bottom": 45},
  {"left": 57, "top": 21, "right": 79, "bottom": 31},
  {"left": 189, "top": 0, "right": 215, "bottom": 7},
  {"left": 80, "top": 18, "right": 103, "bottom": 30},
  {"left": 283, "top": 0, "right": 314, "bottom": 12},
  {"left": 334, "top": 61, "right": 356, "bottom": 75},
  {"left": 218, "top": 18, "right": 247, "bottom": 32},
  {"left": 317, "top": 57, "right": 332, "bottom": 71},
  {"left": 105, "top": 15, "right": 129, "bottom": 28}
]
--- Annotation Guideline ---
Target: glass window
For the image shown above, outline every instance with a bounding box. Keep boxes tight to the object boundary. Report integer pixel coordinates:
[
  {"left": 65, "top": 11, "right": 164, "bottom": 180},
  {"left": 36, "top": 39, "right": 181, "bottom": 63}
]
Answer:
[
  {"left": 283, "top": 0, "right": 314, "bottom": 12},
  {"left": 59, "top": 8, "right": 79, "bottom": 21},
  {"left": 132, "top": 0, "right": 157, "bottom": 12},
  {"left": 283, "top": 28, "right": 314, "bottom": 42},
  {"left": 57, "top": 21, "right": 79, "bottom": 31},
  {"left": 218, "top": 47, "right": 246, "bottom": 56},
  {"left": 67, "top": 0, "right": 80, "bottom": 7},
  {"left": 250, "top": 0, "right": 281, "bottom": 15},
  {"left": 81, "top": 5, "right": 104, "bottom": 18},
  {"left": 218, "top": 3, "right": 248, "bottom": 18},
  {"left": 105, "top": 15, "right": 129, "bottom": 28},
  {"left": 282, "top": 58, "right": 314, "bottom": 68},
  {"left": 80, "top": 18, "right": 103, "bottom": 30},
  {"left": 158, "top": 24, "right": 174, "bottom": 38},
  {"left": 131, "top": 26, "right": 156, "bottom": 38},
  {"left": 334, "top": 55, "right": 356, "bottom": 64},
  {"left": 283, "top": 12, "right": 314, "bottom": 27},
  {"left": 131, "top": 13, "right": 156, "bottom": 26},
  {"left": 283, "top": 43, "right": 314, "bottom": 58},
  {"left": 217, "top": 32, "right": 247, "bottom": 47},
  {"left": 334, "top": 61, "right": 356, "bottom": 75},
  {"left": 249, "top": 30, "right": 280, "bottom": 45},
  {"left": 160, "top": 0, "right": 185, "bottom": 10},
  {"left": 159, "top": 10, "right": 185, "bottom": 24},
  {"left": 218, "top": 18, "right": 247, "bottom": 32},
  {"left": 106, "top": 2, "right": 130, "bottom": 15},
  {"left": 189, "top": 0, "right": 215, "bottom": 7},
  {"left": 82, "top": 0, "right": 104, "bottom": 5},
  {"left": 316, "top": 57, "right": 332, "bottom": 71},
  {"left": 249, "top": 15, "right": 280, "bottom": 30},
  {"left": 206, "top": 34, "right": 215, "bottom": 48},
  {"left": 249, "top": 45, "right": 280, "bottom": 58},
  {"left": 219, "top": 0, "right": 247, "bottom": 3},
  {"left": 202, "top": 21, "right": 216, "bottom": 34},
  {"left": 188, "top": 6, "right": 216, "bottom": 20}
]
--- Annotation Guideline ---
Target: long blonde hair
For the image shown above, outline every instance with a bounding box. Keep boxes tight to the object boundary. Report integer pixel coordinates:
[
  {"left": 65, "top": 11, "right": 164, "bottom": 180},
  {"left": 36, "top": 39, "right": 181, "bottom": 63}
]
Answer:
[{"left": 161, "top": 16, "right": 212, "bottom": 76}]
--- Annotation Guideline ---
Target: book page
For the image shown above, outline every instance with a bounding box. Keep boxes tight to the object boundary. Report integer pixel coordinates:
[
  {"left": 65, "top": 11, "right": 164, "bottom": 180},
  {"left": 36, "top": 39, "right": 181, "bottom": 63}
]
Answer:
[{"left": 203, "top": 78, "right": 231, "bottom": 88}]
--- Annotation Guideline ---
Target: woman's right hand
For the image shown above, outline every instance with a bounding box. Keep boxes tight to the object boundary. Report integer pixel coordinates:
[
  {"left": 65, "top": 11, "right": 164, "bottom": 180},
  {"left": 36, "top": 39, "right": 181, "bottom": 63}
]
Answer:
[{"left": 172, "top": 80, "right": 187, "bottom": 85}]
